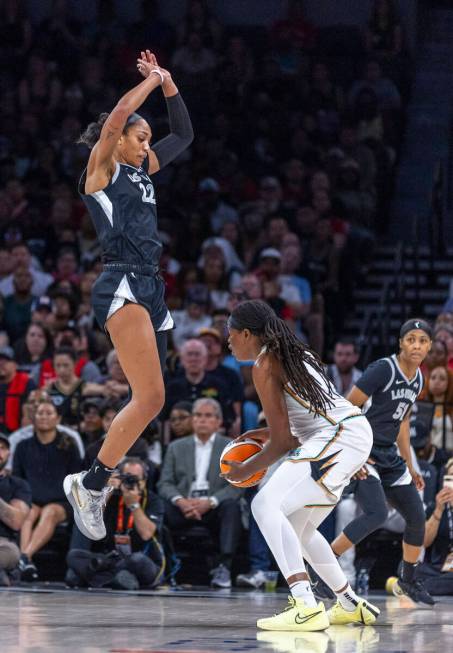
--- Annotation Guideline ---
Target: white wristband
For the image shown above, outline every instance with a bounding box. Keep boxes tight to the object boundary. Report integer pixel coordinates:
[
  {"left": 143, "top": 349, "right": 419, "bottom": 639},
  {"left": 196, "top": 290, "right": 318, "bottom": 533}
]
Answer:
[{"left": 151, "top": 69, "right": 164, "bottom": 85}]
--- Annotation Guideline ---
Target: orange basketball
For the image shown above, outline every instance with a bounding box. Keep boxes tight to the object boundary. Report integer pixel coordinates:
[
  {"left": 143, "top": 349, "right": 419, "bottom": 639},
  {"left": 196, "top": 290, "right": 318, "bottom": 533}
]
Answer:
[{"left": 220, "top": 439, "right": 267, "bottom": 488}]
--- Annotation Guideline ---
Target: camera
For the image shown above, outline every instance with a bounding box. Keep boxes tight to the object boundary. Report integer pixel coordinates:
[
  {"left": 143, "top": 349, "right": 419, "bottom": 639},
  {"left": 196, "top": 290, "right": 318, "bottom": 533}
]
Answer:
[{"left": 119, "top": 473, "right": 141, "bottom": 490}]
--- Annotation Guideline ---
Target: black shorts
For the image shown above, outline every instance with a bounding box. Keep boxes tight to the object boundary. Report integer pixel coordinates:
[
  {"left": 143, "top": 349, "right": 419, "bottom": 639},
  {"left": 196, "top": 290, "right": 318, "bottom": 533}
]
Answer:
[
  {"left": 92, "top": 264, "right": 173, "bottom": 333},
  {"left": 369, "top": 443, "right": 409, "bottom": 487}
]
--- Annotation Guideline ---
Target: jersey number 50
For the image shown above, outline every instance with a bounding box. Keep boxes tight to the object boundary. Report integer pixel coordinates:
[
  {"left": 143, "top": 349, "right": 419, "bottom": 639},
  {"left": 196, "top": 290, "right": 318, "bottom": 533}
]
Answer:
[
  {"left": 392, "top": 401, "right": 409, "bottom": 422},
  {"left": 139, "top": 182, "right": 156, "bottom": 205}
]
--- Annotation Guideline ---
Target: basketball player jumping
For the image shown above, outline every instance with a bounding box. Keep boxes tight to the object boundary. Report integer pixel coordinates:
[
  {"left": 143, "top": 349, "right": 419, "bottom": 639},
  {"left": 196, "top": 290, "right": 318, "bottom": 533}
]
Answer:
[
  {"left": 329, "top": 318, "right": 434, "bottom": 605},
  {"left": 223, "top": 300, "right": 380, "bottom": 631},
  {"left": 64, "top": 51, "right": 193, "bottom": 540}
]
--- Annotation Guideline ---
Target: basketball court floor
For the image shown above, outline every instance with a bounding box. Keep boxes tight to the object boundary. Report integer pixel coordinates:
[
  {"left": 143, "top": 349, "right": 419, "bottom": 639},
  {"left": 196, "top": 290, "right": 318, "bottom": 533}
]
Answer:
[{"left": 2, "top": 586, "right": 452, "bottom": 652}]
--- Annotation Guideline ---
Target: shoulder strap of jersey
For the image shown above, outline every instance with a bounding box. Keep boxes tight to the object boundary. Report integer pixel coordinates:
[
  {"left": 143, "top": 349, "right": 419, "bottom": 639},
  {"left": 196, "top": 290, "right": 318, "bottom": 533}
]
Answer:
[{"left": 381, "top": 357, "right": 396, "bottom": 393}]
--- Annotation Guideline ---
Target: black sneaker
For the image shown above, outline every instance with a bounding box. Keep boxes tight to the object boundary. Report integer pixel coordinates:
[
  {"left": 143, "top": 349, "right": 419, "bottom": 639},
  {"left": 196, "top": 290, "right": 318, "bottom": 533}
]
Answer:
[
  {"left": 393, "top": 578, "right": 435, "bottom": 606},
  {"left": 18, "top": 554, "right": 39, "bottom": 583},
  {"left": 306, "top": 563, "right": 335, "bottom": 600}
]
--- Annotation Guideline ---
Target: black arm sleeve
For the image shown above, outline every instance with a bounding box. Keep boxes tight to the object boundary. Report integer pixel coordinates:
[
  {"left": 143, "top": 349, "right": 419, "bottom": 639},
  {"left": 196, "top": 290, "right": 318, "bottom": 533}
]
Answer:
[{"left": 151, "top": 93, "right": 194, "bottom": 169}]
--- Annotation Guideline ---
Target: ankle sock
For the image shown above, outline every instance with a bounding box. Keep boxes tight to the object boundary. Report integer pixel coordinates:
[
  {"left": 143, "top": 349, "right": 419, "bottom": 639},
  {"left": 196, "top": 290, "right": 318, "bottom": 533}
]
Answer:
[
  {"left": 290, "top": 580, "right": 317, "bottom": 608},
  {"left": 336, "top": 584, "right": 360, "bottom": 612},
  {"left": 82, "top": 457, "right": 116, "bottom": 491}
]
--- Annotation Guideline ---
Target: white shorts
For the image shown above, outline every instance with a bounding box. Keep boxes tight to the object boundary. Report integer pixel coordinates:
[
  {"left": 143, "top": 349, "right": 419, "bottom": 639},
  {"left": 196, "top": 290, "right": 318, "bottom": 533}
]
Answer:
[{"left": 286, "top": 415, "right": 373, "bottom": 502}]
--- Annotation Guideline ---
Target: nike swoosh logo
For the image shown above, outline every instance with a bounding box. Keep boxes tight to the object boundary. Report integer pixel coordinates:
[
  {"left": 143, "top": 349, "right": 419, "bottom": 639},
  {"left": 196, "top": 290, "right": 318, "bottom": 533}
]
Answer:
[
  {"left": 294, "top": 610, "right": 323, "bottom": 625},
  {"left": 396, "top": 380, "right": 405, "bottom": 384}
]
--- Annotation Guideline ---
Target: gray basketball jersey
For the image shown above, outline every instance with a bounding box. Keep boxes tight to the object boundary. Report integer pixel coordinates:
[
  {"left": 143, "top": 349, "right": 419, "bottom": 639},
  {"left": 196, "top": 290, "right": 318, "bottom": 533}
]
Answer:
[
  {"left": 355, "top": 354, "right": 423, "bottom": 446},
  {"left": 79, "top": 157, "right": 162, "bottom": 265}
]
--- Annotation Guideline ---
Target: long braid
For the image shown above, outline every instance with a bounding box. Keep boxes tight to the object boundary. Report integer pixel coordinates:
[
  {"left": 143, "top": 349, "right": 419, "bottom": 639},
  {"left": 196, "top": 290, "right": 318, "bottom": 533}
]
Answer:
[{"left": 230, "top": 300, "right": 334, "bottom": 415}]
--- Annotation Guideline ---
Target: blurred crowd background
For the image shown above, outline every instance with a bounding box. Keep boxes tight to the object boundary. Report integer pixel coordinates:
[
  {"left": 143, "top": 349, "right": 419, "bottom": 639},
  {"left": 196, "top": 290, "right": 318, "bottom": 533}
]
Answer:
[{"left": 0, "top": 0, "right": 452, "bottom": 595}]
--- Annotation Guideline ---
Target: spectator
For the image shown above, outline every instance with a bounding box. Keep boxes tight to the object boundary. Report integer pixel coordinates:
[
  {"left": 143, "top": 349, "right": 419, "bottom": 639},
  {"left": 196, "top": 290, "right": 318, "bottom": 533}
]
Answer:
[
  {"left": 172, "top": 31, "right": 216, "bottom": 84},
  {"left": 78, "top": 398, "right": 104, "bottom": 446},
  {"left": 0, "top": 243, "right": 53, "bottom": 297},
  {"left": 30, "top": 296, "right": 54, "bottom": 331},
  {"left": 415, "top": 459, "right": 453, "bottom": 595},
  {"left": 365, "top": 0, "right": 403, "bottom": 58},
  {"left": 158, "top": 398, "right": 243, "bottom": 588},
  {"left": 67, "top": 457, "right": 165, "bottom": 590},
  {"left": 349, "top": 59, "right": 402, "bottom": 112},
  {"left": 164, "top": 339, "right": 235, "bottom": 433},
  {"left": 0, "top": 432, "right": 31, "bottom": 587},
  {"left": 53, "top": 321, "right": 102, "bottom": 383},
  {"left": 0, "top": 346, "right": 35, "bottom": 434},
  {"left": 424, "top": 366, "right": 453, "bottom": 454},
  {"left": 198, "top": 326, "right": 244, "bottom": 436},
  {"left": 422, "top": 338, "right": 449, "bottom": 376},
  {"left": 169, "top": 401, "right": 194, "bottom": 441},
  {"left": 46, "top": 348, "right": 87, "bottom": 427},
  {"left": 434, "top": 325, "right": 453, "bottom": 370},
  {"left": 327, "top": 338, "right": 362, "bottom": 396},
  {"left": 3, "top": 265, "right": 36, "bottom": 342},
  {"left": 84, "top": 401, "right": 149, "bottom": 469},
  {"left": 197, "top": 178, "right": 239, "bottom": 235},
  {"left": 172, "top": 284, "right": 212, "bottom": 350},
  {"left": 14, "top": 322, "right": 54, "bottom": 387},
  {"left": 13, "top": 398, "right": 82, "bottom": 581},
  {"left": 7, "top": 388, "right": 84, "bottom": 469},
  {"left": 85, "top": 350, "right": 129, "bottom": 402}
]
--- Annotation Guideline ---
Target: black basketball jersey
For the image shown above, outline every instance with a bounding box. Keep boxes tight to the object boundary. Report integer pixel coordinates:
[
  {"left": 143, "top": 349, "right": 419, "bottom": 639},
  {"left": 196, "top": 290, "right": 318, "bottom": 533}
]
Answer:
[
  {"left": 355, "top": 354, "right": 424, "bottom": 446},
  {"left": 78, "top": 158, "right": 162, "bottom": 265}
]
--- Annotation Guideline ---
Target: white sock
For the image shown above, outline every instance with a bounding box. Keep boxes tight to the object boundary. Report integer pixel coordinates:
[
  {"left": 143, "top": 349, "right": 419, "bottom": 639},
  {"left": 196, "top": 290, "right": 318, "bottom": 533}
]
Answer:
[
  {"left": 290, "top": 581, "right": 317, "bottom": 608},
  {"left": 336, "top": 584, "right": 360, "bottom": 612}
]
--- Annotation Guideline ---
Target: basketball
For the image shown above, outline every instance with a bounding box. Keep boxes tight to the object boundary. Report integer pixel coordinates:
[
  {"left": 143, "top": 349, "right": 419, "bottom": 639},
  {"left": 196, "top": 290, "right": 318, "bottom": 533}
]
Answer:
[{"left": 220, "top": 439, "right": 267, "bottom": 488}]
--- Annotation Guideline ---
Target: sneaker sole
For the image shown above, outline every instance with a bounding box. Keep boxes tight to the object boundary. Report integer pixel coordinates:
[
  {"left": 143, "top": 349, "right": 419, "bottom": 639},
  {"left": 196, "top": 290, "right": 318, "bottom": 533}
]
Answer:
[
  {"left": 257, "top": 617, "right": 330, "bottom": 632},
  {"left": 392, "top": 581, "right": 435, "bottom": 606},
  {"left": 63, "top": 475, "right": 105, "bottom": 541}
]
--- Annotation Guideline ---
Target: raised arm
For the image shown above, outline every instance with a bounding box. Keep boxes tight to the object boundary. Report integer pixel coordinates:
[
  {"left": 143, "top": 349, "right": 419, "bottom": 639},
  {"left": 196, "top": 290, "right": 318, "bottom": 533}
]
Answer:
[
  {"left": 88, "top": 61, "right": 164, "bottom": 178},
  {"left": 137, "top": 50, "right": 194, "bottom": 175}
]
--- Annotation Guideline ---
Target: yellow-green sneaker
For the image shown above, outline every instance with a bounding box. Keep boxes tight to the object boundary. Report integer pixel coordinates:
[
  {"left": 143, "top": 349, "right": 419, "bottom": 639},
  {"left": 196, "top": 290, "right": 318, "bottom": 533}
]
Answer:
[
  {"left": 257, "top": 596, "right": 329, "bottom": 632},
  {"left": 327, "top": 599, "right": 380, "bottom": 626}
]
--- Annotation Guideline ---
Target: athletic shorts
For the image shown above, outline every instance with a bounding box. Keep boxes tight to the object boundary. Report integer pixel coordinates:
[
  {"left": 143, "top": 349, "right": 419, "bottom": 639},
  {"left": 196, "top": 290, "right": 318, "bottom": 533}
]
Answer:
[
  {"left": 91, "top": 264, "right": 174, "bottom": 332},
  {"left": 366, "top": 443, "right": 411, "bottom": 487},
  {"left": 286, "top": 414, "right": 373, "bottom": 502}
]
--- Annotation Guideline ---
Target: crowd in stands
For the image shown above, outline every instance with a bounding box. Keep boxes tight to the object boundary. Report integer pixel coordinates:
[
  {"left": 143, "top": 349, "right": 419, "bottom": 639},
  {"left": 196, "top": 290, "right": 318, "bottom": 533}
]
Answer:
[{"left": 2, "top": 0, "right": 452, "bottom": 594}]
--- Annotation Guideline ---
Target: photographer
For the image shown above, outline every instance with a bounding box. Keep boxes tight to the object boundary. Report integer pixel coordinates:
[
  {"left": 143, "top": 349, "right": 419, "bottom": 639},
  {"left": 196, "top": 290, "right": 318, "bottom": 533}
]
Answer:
[
  {"left": 67, "top": 457, "right": 165, "bottom": 590},
  {"left": 0, "top": 432, "right": 31, "bottom": 586},
  {"left": 414, "top": 457, "right": 453, "bottom": 595}
]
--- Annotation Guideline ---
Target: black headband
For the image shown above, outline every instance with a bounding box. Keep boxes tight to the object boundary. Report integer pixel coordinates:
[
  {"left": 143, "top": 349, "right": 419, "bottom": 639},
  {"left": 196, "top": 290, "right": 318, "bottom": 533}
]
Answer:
[
  {"left": 126, "top": 112, "right": 143, "bottom": 127},
  {"left": 399, "top": 319, "right": 432, "bottom": 340}
]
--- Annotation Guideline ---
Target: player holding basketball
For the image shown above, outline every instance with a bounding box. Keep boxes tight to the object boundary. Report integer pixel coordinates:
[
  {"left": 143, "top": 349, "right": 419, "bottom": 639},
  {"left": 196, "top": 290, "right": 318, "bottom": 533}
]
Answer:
[
  {"left": 64, "top": 50, "right": 193, "bottom": 540},
  {"left": 223, "top": 300, "right": 379, "bottom": 631},
  {"left": 329, "top": 319, "right": 434, "bottom": 605}
]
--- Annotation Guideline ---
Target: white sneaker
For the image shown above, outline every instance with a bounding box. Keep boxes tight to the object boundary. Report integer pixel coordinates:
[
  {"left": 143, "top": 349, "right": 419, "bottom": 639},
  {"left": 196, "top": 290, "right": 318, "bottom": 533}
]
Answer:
[
  {"left": 236, "top": 570, "right": 267, "bottom": 588},
  {"left": 63, "top": 472, "right": 111, "bottom": 540}
]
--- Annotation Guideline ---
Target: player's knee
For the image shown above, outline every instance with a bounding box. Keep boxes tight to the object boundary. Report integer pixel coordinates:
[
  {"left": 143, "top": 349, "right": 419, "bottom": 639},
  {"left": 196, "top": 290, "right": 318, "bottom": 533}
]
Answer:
[
  {"left": 135, "top": 382, "right": 164, "bottom": 420},
  {"left": 369, "top": 503, "right": 389, "bottom": 529},
  {"left": 251, "top": 491, "right": 266, "bottom": 525}
]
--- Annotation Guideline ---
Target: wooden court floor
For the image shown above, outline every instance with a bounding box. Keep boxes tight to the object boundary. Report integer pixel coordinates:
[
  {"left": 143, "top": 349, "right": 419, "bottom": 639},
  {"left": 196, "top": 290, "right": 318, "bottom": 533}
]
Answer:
[{"left": 1, "top": 586, "right": 452, "bottom": 653}]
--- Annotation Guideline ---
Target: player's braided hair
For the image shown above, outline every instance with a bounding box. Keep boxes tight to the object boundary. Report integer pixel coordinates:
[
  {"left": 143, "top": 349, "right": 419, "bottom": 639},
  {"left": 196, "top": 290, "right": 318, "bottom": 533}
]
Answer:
[
  {"left": 229, "top": 300, "right": 334, "bottom": 414},
  {"left": 78, "top": 112, "right": 143, "bottom": 149}
]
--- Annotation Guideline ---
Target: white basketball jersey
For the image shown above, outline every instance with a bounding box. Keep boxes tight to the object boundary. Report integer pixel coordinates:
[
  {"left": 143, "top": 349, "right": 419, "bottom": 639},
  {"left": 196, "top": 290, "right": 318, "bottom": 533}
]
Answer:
[{"left": 284, "top": 360, "right": 361, "bottom": 443}]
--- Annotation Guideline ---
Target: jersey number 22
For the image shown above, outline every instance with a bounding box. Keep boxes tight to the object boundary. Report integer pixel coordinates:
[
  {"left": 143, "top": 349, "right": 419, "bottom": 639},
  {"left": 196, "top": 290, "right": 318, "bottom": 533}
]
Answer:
[{"left": 139, "top": 182, "right": 156, "bottom": 205}]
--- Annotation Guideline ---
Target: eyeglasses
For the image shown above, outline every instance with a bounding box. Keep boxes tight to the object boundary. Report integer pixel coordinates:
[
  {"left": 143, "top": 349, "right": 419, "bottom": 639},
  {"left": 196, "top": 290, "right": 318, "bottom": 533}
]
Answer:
[
  {"left": 193, "top": 412, "right": 218, "bottom": 418},
  {"left": 169, "top": 415, "right": 191, "bottom": 423}
]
